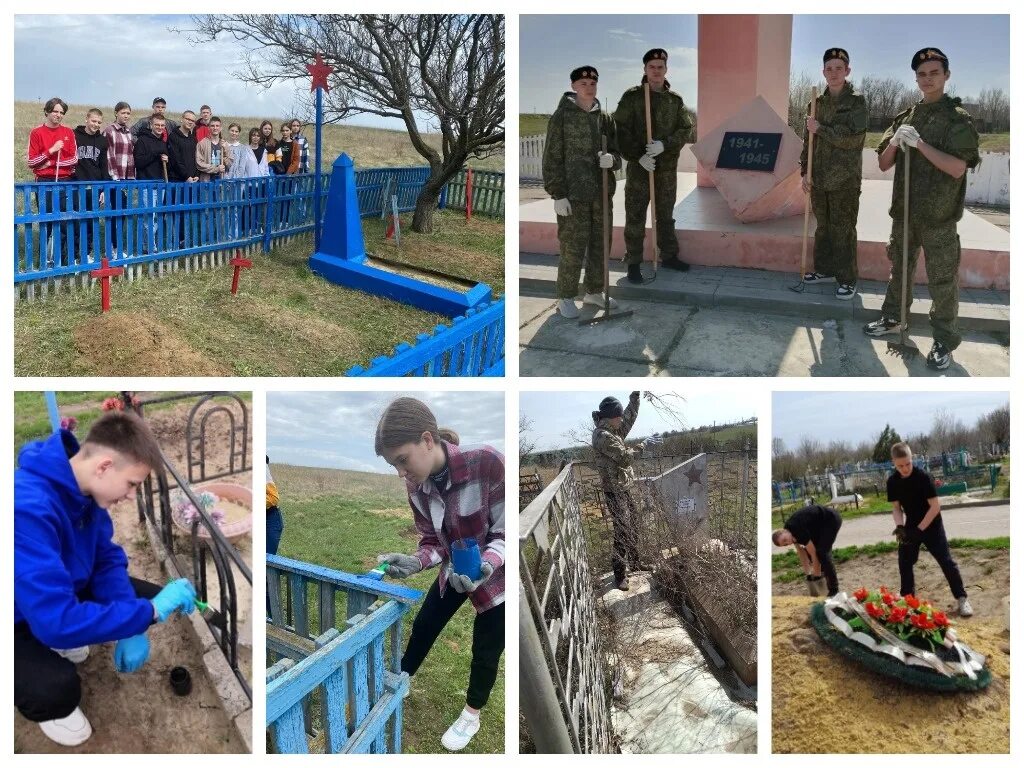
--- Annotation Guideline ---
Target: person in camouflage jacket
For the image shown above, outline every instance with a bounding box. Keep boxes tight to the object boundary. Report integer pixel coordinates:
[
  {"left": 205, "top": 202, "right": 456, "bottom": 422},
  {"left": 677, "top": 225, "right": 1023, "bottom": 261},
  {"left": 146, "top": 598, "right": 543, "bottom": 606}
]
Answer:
[
  {"left": 863, "top": 47, "right": 981, "bottom": 371},
  {"left": 614, "top": 48, "right": 694, "bottom": 282},
  {"left": 591, "top": 392, "right": 641, "bottom": 589},
  {"left": 542, "top": 66, "right": 622, "bottom": 319},
  {"left": 799, "top": 48, "right": 868, "bottom": 299}
]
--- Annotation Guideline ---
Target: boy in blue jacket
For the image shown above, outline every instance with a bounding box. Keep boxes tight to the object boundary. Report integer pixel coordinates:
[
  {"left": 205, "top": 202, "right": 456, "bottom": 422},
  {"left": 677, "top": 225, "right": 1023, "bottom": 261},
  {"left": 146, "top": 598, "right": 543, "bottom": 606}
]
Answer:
[{"left": 15, "top": 411, "right": 197, "bottom": 746}]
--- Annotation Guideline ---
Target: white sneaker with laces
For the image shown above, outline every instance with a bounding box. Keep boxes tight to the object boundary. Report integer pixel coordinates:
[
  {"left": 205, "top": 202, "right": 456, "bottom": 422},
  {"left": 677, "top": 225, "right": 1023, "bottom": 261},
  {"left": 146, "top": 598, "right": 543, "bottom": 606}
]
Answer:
[
  {"left": 441, "top": 708, "right": 481, "bottom": 751},
  {"left": 557, "top": 298, "right": 580, "bottom": 319},
  {"left": 38, "top": 707, "right": 92, "bottom": 746},
  {"left": 958, "top": 596, "right": 974, "bottom": 617},
  {"left": 53, "top": 646, "right": 90, "bottom": 664},
  {"left": 582, "top": 293, "right": 619, "bottom": 309}
]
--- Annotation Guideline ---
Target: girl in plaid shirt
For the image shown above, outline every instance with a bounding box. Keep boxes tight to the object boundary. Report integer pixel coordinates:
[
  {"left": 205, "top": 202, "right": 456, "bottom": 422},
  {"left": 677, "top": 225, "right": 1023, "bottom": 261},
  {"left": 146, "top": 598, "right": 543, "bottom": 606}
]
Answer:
[{"left": 375, "top": 398, "right": 505, "bottom": 752}]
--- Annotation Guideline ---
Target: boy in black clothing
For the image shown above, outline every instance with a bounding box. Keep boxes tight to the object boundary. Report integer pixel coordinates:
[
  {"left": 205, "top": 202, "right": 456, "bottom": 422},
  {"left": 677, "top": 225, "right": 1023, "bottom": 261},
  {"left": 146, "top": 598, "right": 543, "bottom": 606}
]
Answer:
[
  {"left": 888, "top": 442, "right": 972, "bottom": 616},
  {"left": 71, "top": 108, "right": 109, "bottom": 259},
  {"left": 772, "top": 503, "right": 843, "bottom": 596}
]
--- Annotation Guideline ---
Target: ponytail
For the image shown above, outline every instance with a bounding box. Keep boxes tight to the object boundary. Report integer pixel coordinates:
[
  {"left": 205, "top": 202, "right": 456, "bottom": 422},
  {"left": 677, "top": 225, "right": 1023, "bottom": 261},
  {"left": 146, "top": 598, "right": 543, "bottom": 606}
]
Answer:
[{"left": 375, "top": 397, "right": 457, "bottom": 454}]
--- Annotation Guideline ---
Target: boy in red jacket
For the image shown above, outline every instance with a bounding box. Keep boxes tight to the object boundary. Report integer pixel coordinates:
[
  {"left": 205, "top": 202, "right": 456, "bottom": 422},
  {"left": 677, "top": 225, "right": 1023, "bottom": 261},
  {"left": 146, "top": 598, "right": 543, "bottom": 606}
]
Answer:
[{"left": 26, "top": 97, "right": 78, "bottom": 267}]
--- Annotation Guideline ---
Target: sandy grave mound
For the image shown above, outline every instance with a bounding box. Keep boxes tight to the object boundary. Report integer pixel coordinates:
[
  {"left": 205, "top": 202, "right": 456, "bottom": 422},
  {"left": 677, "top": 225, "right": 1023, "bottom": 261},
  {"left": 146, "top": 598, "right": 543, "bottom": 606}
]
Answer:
[
  {"left": 74, "top": 312, "right": 226, "bottom": 377},
  {"left": 772, "top": 595, "right": 1009, "bottom": 754}
]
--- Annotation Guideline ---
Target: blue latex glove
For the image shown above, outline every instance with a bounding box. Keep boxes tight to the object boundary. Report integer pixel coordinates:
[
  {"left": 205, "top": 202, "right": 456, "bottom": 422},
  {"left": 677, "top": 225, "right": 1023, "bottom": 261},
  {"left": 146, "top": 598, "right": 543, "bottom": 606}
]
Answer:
[
  {"left": 114, "top": 633, "right": 150, "bottom": 673},
  {"left": 151, "top": 578, "right": 197, "bottom": 622}
]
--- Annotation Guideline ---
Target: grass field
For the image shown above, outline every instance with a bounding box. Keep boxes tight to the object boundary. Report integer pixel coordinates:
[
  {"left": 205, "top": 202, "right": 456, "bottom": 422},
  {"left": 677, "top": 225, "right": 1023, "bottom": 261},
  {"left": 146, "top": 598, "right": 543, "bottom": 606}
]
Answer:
[
  {"left": 14, "top": 209, "right": 503, "bottom": 376},
  {"left": 273, "top": 465, "right": 505, "bottom": 754},
  {"left": 521, "top": 114, "right": 1010, "bottom": 153},
  {"left": 15, "top": 100, "right": 502, "bottom": 182}
]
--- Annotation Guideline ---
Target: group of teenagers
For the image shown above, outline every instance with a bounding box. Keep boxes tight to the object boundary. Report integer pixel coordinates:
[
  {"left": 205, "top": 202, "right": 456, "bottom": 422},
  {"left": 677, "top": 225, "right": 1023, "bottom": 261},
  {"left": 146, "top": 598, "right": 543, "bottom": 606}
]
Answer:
[
  {"left": 27, "top": 96, "right": 311, "bottom": 185},
  {"left": 773, "top": 440, "right": 974, "bottom": 618},
  {"left": 16, "top": 397, "right": 505, "bottom": 753},
  {"left": 544, "top": 45, "right": 980, "bottom": 371}
]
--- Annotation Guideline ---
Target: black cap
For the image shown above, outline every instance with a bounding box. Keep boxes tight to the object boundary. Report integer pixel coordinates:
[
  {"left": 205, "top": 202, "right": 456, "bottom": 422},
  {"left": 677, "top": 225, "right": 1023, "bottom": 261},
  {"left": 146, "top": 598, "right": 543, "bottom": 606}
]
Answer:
[
  {"left": 598, "top": 396, "right": 624, "bottom": 419},
  {"left": 643, "top": 48, "right": 668, "bottom": 65},
  {"left": 571, "top": 66, "right": 599, "bottom": 83},
  {"left": 823, "top": 48, "right": 849, "bottom": 65},
  {"left": 152, "top": 97, "right": 167, "bottom": 106},
  {"left": 912, "top": 47, "right": 948, "bottom": 71}
]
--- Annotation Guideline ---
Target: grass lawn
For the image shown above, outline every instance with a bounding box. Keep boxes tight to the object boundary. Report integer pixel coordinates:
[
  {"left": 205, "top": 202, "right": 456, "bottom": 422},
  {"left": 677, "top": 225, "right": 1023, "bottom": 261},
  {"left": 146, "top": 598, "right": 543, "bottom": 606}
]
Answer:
[
  {"left": 14, "top": 101, "right": 502, "bottom": 181},
  {"left": 772, "top": 537, "right": 1010, "bottom": 583},
  {"left": 13, "top": 391, "right": 253, "bottom": 458},
  {"left": 14, "top": 211, "right": 503, "bottom": 376},
  {"left": 275, "top": 476, "right": 505, "bottom": 754}
]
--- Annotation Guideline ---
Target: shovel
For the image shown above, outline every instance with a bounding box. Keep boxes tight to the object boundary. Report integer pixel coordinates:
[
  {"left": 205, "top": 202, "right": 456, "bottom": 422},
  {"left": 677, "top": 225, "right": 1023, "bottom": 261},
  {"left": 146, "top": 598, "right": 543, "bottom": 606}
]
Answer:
[
  {"left": 644, "top": 83, "right": 659, "bottom": 276},
  {"left": 581, "top": 135, "right": 633, "bottom": 326},
  {"left": 886, "top": 146, "right": 920, "bottom": 360},
  {"left": 790, "top": 87, "right": 817, "bottom": 293}
]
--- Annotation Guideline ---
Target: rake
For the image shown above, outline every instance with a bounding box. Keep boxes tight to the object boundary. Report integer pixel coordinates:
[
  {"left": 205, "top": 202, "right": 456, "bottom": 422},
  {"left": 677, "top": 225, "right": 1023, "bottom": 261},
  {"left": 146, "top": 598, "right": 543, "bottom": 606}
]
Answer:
[
  {"left": 790, "top": 87, "right": 817, "bottom": 293},
  {"left": 887, "top": 146, "right": 920, "bottom": 360}
]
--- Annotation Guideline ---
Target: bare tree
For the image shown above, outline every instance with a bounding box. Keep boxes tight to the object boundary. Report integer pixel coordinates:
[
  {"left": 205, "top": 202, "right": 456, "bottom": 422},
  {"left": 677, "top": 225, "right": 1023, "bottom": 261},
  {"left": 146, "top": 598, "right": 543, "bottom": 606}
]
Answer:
[
  {"left": 977, "top": 87, "right": 1010, "bottom": 132},
  {"left": 931, "top": 408, "right": 968, "bottom": 453},
  {"left": 978, "top": 405, "right": 1010, "bottom": 447},
  {"left": 519, "top": 414, "right": 537, "bottom": 461},
  {"left": 772, "top": 436, "right": 787, "bottom": 459},
  {"left": 185, "top": 14, "right": 505, "bottom": 233},
  {"left": 788, "top": 72, "right": 816, "bottom": 134}
]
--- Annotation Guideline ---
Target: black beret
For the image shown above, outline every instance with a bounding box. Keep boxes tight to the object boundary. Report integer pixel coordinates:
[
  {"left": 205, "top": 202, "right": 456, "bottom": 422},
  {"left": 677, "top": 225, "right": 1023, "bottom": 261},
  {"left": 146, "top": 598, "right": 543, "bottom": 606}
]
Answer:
[
  {"left": 912, "top": 47, "right": 948, "bottom": 71},
  {"left": 598, "top": 396, "right": 624, "bottom": 419},
  {"left": 570, "top": 66, "right": 599, "bottom": 83},
  {"left": 643, "top": 48, "right": 668, "bottom": 65},
  {"left": 823, "top": 48, "right": 849, "bottom": 65}
]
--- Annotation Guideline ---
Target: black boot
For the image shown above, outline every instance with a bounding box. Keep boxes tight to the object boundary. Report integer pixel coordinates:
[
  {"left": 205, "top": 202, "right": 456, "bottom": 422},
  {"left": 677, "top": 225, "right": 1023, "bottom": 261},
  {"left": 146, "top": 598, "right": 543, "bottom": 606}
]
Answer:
[
  {"left": 626, "top": 264, "right": 644, "bottom": 284},
  {"left": 661, "top": 255, "right": 690, "bottom": 272}
]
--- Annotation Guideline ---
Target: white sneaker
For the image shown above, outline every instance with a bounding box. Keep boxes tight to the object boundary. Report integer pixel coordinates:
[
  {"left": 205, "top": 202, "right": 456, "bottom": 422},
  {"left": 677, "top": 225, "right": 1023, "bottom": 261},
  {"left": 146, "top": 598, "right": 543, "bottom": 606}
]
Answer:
[
  {"left": 582, "top": 292, "right": 618, "bottom": 309},
  {"left": 53, "top": 646, "right": 90, "bottom": 664},
  {"left": 441, "top": 708, "right": 480, "bottom": 751},
  {"left": 958, "top": 597, "right": 974, "bottom": 617},
  {"left": 556, "top": 298, "right": 580, "bottom": 319},
  {"left": 38, "top": 707, "right": 92, "bottom": 746}
]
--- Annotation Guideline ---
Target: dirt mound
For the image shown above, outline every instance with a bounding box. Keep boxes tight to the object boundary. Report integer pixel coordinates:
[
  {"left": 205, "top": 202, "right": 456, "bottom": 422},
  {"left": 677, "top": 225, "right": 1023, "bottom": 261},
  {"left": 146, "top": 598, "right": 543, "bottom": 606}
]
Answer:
[
  {"left": 74, "top": 313, "right": 226, "bottom": 376},
  {"left": 772, "top": 595, "right": 1009, "bottom": 754}
]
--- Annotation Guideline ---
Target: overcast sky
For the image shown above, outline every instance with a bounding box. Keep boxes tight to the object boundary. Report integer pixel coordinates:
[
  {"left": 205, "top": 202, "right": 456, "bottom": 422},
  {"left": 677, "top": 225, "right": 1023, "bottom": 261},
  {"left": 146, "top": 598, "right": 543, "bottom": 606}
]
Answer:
[
  {"left": 14, "top": 14, "right": 415, "bottom": 130},
  {"left": 520, "top": 14, "right": 1009, "bottom": 117},
  {"left": 773, "top": 391, "right": 1009, "bottom": 450},
  {"left": 267, "top": 392, "right": 505, "bottom": 473},
  {"left": 520, "top": 391, "right": 756, "bottom": 452}
]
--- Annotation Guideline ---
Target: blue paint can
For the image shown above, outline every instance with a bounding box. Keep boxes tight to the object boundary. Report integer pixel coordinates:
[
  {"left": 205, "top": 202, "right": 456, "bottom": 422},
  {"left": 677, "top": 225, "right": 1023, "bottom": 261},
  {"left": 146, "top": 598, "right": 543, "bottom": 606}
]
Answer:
[{"left": 450, "top": 538, "right": 482, "bottom": 580}]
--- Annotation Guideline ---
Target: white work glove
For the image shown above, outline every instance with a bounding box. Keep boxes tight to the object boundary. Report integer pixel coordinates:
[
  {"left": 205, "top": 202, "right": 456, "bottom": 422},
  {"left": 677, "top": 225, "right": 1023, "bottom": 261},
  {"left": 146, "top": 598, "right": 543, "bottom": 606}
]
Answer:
[
  {"left": 597, "top": 151, "right": 615, "bottom": 169},
  {"left": 552, "top": 198, "right": 572, "bottom": 216},
  {"left": 376, "top": 553, "right": 423, "bottom": 579},
  {"left": 447, "top": 561, "right": 495, "bottom": 593},
  {"left": 891, "top": 125, "right": 921, "bottom": 149},
  {"left": 638, "top": 154, "right": 656, "bottom": 172},
  {"left": 645, "top": 140, "right": 664, "bottom": 157}
]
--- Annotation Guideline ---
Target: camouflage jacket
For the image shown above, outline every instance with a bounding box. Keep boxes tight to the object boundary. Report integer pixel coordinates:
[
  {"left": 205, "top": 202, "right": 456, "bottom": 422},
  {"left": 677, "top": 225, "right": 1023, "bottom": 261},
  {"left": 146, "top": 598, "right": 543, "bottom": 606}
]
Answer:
[
  {"left": 878, "top": 95, "right": 980, "bottom": 226},
  {"left": 591, "top": 395, "right": 640, "bottom": 490},
  {"left": 542, "top": 93, "right": 621, "bottom": 203},
  {"left": 799, "top": 82, "right": 867, "bottom": 192},
  {"left": 614, "top": 80, "right": 694, "bottom": 164}
]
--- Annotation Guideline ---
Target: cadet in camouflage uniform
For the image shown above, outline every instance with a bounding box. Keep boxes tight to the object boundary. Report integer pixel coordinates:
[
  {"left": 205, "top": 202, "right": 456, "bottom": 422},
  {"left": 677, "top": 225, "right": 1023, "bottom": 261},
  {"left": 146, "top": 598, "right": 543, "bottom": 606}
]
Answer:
[
  {"left": 591, "top": 392, "right": 642, "bottom": 590},
  {"left": 542, "top": 65, "right": 622, "bottom": 319},
  {"left": 864, "top": 47, "right": 980, "bottom": 370},
  {"left": 614, "top": 48, "right": 694, "bottom": 283},
  {"left": 799, "top": 47, "right": 868, "bottom": 300}
]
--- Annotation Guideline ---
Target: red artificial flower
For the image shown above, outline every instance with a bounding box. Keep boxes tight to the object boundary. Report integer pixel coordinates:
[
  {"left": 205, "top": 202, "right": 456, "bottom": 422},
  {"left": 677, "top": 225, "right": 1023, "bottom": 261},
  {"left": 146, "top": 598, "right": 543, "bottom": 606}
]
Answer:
[
  {"left": 880, "top": 586, "right": 890, "bottom": 595},
  {"left": 865, "top": 602, "right": 886, "bottom": 619},
  {"left": 882, "top": 592, "right": 896, "bottom": 606},
  {"left": 887, "top": 606, "right": 908, "bottom": 623},
  {"left": 904, "top": 595, "right": 920, "bottom": 609},
  {"left": 853, "top": 588, "right": 869, "bottom": 602},
  {"left": 101, "top": 397, "right": 124, "bottom": 412},
  {"left": 933, "top": 611, "right": 949, "bottom": 628},
  {"left": 910, "top": 613, "right": 936, "bottom": 631}
]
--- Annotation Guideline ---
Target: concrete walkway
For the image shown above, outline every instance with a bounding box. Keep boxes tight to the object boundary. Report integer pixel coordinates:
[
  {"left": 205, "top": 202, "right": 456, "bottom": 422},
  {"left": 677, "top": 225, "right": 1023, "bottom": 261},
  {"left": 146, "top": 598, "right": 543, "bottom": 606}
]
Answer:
[
  {"left": 520, "top": 270, "right": 1010, "bottom": 377},
  {"left": 772, "top": 501, "right": 1009, "bottom": 553}
]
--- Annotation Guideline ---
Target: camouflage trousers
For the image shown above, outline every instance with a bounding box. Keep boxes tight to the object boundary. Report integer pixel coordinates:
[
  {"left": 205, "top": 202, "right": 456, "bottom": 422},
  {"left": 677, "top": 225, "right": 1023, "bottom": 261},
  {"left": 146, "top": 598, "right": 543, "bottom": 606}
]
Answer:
[
  {"left": 623, "top": 162, "right": 679, "bottom": 265},
  {"left": 811, "top": 186, "right": 861, "bottom": 284},
  {"left": 556, "top": 199, "right": 607, "bottom": 298},
  {"left": 881, "top": 218, "right": 962, "bottom": 351},
  {"left": 603, "top": 485, "right": 641, "bottom": 583}
]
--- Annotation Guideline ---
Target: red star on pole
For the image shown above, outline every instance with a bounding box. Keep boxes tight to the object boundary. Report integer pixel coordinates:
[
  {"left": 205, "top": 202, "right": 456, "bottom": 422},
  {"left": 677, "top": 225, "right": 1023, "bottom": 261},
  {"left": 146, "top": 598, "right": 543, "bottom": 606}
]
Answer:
[{"left": 307, "top": 54, "right": 333, "bottom": 92}]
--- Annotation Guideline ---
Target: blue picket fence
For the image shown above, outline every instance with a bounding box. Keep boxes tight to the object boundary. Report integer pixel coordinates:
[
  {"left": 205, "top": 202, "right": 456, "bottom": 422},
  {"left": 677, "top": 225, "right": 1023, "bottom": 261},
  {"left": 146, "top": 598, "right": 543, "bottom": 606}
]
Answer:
[
  {"left": 14, "top": 166, "right": 502, "bottom": 288},
  {"left": 266, "top": 554, "right": 422, "bottom": 754},
  {"left": 347, "top": 297, "right": 505, "bottom": 376}
]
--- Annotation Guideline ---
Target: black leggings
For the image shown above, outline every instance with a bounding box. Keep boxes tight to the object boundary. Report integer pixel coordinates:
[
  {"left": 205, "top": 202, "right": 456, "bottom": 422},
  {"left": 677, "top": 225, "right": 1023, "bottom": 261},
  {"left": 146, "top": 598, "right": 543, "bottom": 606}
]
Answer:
[
  {"left": 400, "top": 577, "right": 504, "bottom": 710},
  {"left": 14, "top": 577, "right": 160, "bottom": 722},
  {"left": 813, "top": 515, "right": 843, "bottom": 597}
]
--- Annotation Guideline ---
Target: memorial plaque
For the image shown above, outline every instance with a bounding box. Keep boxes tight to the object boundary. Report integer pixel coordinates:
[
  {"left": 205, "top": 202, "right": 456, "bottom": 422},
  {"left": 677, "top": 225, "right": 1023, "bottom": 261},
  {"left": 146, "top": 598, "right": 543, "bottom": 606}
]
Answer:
[{"left": 715, "top": 131, "right": 782, "bottom": 172}]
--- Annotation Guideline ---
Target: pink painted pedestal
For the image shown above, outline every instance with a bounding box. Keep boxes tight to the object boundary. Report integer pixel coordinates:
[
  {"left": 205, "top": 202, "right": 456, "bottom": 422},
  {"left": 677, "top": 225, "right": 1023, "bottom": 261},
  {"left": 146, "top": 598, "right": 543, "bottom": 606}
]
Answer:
[{"left": 519, "top": 175, "right": 1009, "bottom": 290}]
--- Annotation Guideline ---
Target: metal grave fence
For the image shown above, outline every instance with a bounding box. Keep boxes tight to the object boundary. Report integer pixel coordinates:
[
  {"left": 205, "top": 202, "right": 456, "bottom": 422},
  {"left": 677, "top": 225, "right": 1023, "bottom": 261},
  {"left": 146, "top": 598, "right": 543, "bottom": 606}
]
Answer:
[
  {"left": 266, "top": 554, "right": 422, "bottom": 754},
  {"left": 519, "top": 463, "right": 613, "bottom": 754}
]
